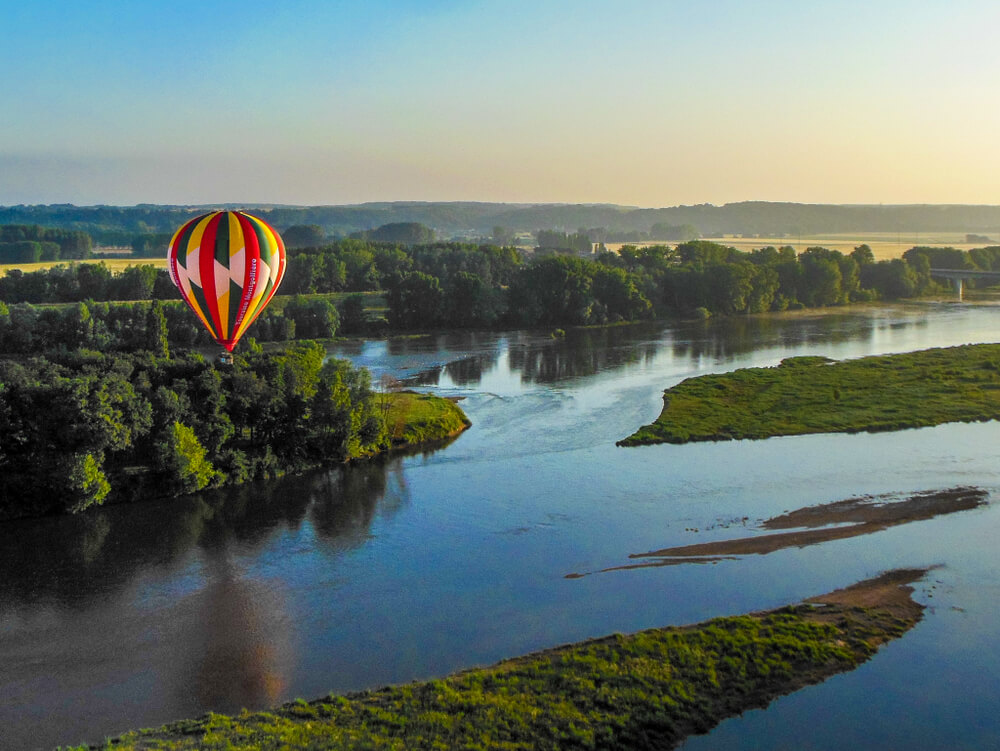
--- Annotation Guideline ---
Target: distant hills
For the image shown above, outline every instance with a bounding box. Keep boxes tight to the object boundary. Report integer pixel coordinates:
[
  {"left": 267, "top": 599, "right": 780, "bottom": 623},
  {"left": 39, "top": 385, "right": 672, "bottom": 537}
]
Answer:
[{"left": 4, "top": 201, "right": 1000, "bottom": 241}]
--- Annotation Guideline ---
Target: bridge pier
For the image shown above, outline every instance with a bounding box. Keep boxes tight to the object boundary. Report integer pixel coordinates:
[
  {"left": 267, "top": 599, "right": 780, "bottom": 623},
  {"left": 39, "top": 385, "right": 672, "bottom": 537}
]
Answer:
[{"left": 928, "top": 268, "right": 1000, "bottom": 300}]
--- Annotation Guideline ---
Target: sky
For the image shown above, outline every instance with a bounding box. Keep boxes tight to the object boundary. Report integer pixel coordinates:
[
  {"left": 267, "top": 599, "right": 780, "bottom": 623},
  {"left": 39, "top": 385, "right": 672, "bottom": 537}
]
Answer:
[{"left": 3, "top": 0, "right": 1000, "bottom": 207}]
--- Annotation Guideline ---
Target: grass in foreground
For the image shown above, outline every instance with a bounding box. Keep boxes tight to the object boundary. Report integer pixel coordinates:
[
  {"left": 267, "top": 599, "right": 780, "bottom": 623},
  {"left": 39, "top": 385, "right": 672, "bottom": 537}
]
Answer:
[
  {"left": 67, "top": 570, "right": 926, "bottom": 751},
  {"left": 619, "top": 344, "right": 1000, "bottom": 446}
]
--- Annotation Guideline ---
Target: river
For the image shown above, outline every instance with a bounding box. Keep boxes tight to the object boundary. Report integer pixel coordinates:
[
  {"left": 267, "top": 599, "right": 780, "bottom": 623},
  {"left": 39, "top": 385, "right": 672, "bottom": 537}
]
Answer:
[{"left": 2, "top": 302, "right": 1000, "bottom": 749}]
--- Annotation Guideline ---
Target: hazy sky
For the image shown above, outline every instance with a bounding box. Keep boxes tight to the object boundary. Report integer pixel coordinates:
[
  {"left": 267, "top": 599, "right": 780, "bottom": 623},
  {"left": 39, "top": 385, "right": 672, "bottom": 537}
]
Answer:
[{"left": 4, "top": 0, "right": 1000, "bottom": 207}]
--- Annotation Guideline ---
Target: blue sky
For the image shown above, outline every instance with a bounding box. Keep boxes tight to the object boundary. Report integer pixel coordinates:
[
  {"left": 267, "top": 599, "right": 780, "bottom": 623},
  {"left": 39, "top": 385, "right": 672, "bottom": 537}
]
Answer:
[{"left": 3, "top": 1, "right": 1000, "bottom": 206}]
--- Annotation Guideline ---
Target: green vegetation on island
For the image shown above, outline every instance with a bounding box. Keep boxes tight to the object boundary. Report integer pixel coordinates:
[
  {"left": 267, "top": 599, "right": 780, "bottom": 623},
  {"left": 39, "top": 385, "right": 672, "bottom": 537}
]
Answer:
[
  {"left": 69, "top": 570, "right": 926, "bottom": 751},
  {"left": 620, "top": 344, "right": 1000, "bottom": 446},
  {"left": 382, "top": 390, "right": 470, "bottom": 447}
]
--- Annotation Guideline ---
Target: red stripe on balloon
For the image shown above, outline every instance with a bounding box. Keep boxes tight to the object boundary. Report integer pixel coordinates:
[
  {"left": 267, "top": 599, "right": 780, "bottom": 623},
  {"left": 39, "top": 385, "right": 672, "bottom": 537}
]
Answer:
[
  {"left": 234, "top": 212, "right": 262, "bottom": 335},
  {"left": 199, "top": 213, "right": 223, "bottom": 339}
]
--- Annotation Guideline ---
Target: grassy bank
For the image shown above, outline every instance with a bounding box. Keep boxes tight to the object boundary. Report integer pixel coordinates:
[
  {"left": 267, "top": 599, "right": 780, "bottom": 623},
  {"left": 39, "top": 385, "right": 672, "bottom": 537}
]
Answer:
[
  {"left": 384, "top": 390, "right": 471, "bottom": 448},
  {"left": 619, "top": 343, "right": 1000, "bottom": 446},
  {"left": 67, "top": 570, "right": 926, "bottom": 750}
]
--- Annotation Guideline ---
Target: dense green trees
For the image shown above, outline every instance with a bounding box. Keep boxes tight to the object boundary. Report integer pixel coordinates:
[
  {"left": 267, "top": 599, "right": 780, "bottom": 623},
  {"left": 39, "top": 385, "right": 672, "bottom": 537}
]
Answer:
[
  {"left": 0, "top": 225, "right": 91, "bottom": 259},
  {"left": 0, "top": 262, "right": 174, "bottom": 304},
  {"left": 650, "top": 222, "right": 699, "bottom": 241},
  {"left": 0, "top": 236, "right": 974, "bottom": 342},
  {"left": 282, "top": 224, "right": 326, "bottom": 248},
  {"left": 351, "top": 222, "right": 435, "bottom": 244},
  {"left": 0, "top": 241, "right": 49, "bottom": 263},
  {"left": 282, "top": 295, "right": 340, "bottom": 339},
  {"left": 535, "top": 229, "right": 593, "bottom": 254},
  {"left": 0, "top": 343, "right": 388, "bottom": 519}
]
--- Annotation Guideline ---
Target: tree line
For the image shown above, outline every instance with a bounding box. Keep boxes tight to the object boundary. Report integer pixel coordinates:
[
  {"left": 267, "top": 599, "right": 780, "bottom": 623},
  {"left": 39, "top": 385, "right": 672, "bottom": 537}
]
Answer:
[
  {"left": 0, "top": 225, "right": 92, "bottom": 262},
  {"left": 9, "top": 201, "right": 1000, "bottom": 240},
  {"left": 0, "top": 296, "right": 342, "bottom": 355},
  {"left": 0, "top": 238, "right": 970, "bottom": 335},
  {"left": 0, "top": 342, "right": 387, "bottom": 519}
]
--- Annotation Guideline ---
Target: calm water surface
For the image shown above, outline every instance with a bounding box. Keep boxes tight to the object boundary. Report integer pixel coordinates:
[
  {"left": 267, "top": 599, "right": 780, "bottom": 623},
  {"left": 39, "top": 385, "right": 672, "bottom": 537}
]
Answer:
[{"left": 3, "top": 303, "right": 1000, "bottom": 749}]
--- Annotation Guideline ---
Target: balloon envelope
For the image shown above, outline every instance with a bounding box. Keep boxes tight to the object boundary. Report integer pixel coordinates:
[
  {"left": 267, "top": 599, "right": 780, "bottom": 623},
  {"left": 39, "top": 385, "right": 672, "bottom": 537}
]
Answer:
[{"left": 167, "top": 211, "right": 286, "bottom": 351}]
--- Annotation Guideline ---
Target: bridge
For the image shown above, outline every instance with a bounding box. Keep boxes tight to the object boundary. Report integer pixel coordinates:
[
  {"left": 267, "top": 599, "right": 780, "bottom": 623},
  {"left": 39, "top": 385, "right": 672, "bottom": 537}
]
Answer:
[{"left": 928, "top": 268, "right": 1000, "bottom": 300}]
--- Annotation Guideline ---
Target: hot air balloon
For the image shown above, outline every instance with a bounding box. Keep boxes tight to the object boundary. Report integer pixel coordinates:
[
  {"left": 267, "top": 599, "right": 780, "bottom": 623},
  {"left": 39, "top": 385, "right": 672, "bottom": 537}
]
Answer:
[{"left": 167, "top": 210, "right": 286, "bottom": 352}]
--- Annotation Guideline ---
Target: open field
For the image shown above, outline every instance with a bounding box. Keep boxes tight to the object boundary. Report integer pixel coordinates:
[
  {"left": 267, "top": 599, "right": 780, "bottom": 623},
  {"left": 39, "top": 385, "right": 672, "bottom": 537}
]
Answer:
[
  {"left": 607, "top": 231, "right": 996, "bottom": 261},
  {"left": 0, "top": 258, "right": 165, "bottom": 275}
]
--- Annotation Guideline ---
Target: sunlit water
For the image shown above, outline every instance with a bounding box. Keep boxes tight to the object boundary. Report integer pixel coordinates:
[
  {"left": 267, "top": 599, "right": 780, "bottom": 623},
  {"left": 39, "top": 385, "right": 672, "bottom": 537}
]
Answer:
[{"left": 3, "top": 302, "right": 1000, "bottom": 749}]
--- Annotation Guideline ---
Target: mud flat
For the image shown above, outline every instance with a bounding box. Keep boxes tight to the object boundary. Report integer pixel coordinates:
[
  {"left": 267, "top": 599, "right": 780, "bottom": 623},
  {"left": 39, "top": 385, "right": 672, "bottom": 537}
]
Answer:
[{"left": 569, "top": 487, "right": 986, "bottom": 578}]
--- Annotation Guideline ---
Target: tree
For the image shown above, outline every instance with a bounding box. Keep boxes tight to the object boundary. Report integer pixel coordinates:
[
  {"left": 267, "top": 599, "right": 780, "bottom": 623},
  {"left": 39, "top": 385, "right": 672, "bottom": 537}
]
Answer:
[
  {"left": 283, "top": 295, "right": 340, "bottom": 338},
  {"left": 861, "top": 259, "right": 919, "bottom": 300},
  {"left": 746, "top": 266, "right": 779, "bottom": 313},
  {"left": 492, "top": 226, "right": 515, "bottom": 245},
  {"left": 676, "top": 240, "right": 739, "bottom": 267},
  {"left": 590, "top": 266, "right": 652, "bottom": 322},
  {"left": 338, "top": 294, "right": 368, "bottom": 334},
  {"left": 798, "top": 248, "right": 844, "bottom": 306},
  {"left": 282, "top": 224, "right": 325, "bottom": 248},
  {"left": 284, "top": 253, "right": 327, "bottom": 294},
  {"left": 77, "top": 263, "right": 112, "bottom": 299},
  {"left": 145, "top": 301, "right": 170, "bottom": 357},
  {"left": 705, "top": 262, "right": 756, "bottom": 314},
  {"left": 506, "top": 256, "right": 594, "bottom": 326},
  {"left": 358, "top": 223, "right": 435, "bottom": 244},
  {"left": 445, "top": 271, "right": 501, "bottom": 327},
  {"left": 61, "top": 453, "right": 111, "bottom": 513},
  {"left": 113, "top": 265, "right": 158, "bottom": 300},
  {"left": 850, "top": 244, "right": 875, "bottom": 266},
  {"left": 650, "top": 223, "right": 699, "bottom": 242},
  {"left": 387, "top": 272, "right": 444, "bottom": 329},
  {"left": 0, "top": 241, "right": 42, "bottom": 263},
  {"left": 155, "top": 421, "right": 219, "bottom": 494}
]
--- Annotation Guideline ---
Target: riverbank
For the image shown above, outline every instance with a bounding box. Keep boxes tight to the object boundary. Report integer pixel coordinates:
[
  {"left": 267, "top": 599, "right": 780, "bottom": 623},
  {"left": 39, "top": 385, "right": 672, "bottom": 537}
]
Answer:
[
  {"left": 619, "top": 343, "right": 1000, "bottom": 446},
  {"left": 69, "top": 569, "right": 927, "bottom": 751}
]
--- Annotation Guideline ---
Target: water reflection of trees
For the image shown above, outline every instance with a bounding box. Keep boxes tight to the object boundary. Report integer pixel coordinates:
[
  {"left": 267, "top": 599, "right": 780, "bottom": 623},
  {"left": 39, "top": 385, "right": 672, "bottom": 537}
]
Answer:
[
  {"left": 510, "top": 327, "right": 660, "bottom": 384},
  {"left": 0, "top": 456, "right": 412, "bottom": 611},
  {"left": 669, "top": 313, "right": 884, "bottom": 363},
  {"left": 308, "top": 458, "right": 409, "bottom": 549},
  {"left": 404, "top": 325, "right": 667, "bottom": 387},
  {"left": 409, "top": 356, "right": 490, "bottom": 387}
]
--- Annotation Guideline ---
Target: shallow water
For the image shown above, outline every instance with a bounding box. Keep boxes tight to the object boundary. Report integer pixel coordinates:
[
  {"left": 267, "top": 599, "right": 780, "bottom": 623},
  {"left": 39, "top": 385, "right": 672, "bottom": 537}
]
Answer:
[{"left": 3, "top": 302, "right": 1000, "bottom": 749}]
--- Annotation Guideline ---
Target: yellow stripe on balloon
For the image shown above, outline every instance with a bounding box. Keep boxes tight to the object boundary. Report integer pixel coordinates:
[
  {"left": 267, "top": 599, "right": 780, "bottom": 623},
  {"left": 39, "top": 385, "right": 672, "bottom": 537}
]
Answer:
[
  {"left": 232, "top": 258, "right": 272, "bottom": 341},
  {"left": 185, "top": 213, "right": 217, "bottom": 288}
]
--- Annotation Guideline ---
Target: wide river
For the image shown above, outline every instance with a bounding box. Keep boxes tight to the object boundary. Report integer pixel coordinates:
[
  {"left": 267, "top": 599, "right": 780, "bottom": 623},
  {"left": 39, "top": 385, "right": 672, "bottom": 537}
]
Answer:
[{"left": 3, "top": 302, "right": 1000, "bottom": 749}]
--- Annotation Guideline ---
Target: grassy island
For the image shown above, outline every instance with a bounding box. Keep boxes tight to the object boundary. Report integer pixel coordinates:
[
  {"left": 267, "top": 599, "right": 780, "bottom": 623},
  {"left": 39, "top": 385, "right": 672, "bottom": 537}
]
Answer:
[
  {"left": 619, "top": 343, "right": 1000, "bottom": 446},
  {"left": 70, "top": 570, "right": 926, "bottom": 751},
  {"left": 384, "top": 390, "right": 471, "bottom": 448}
]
